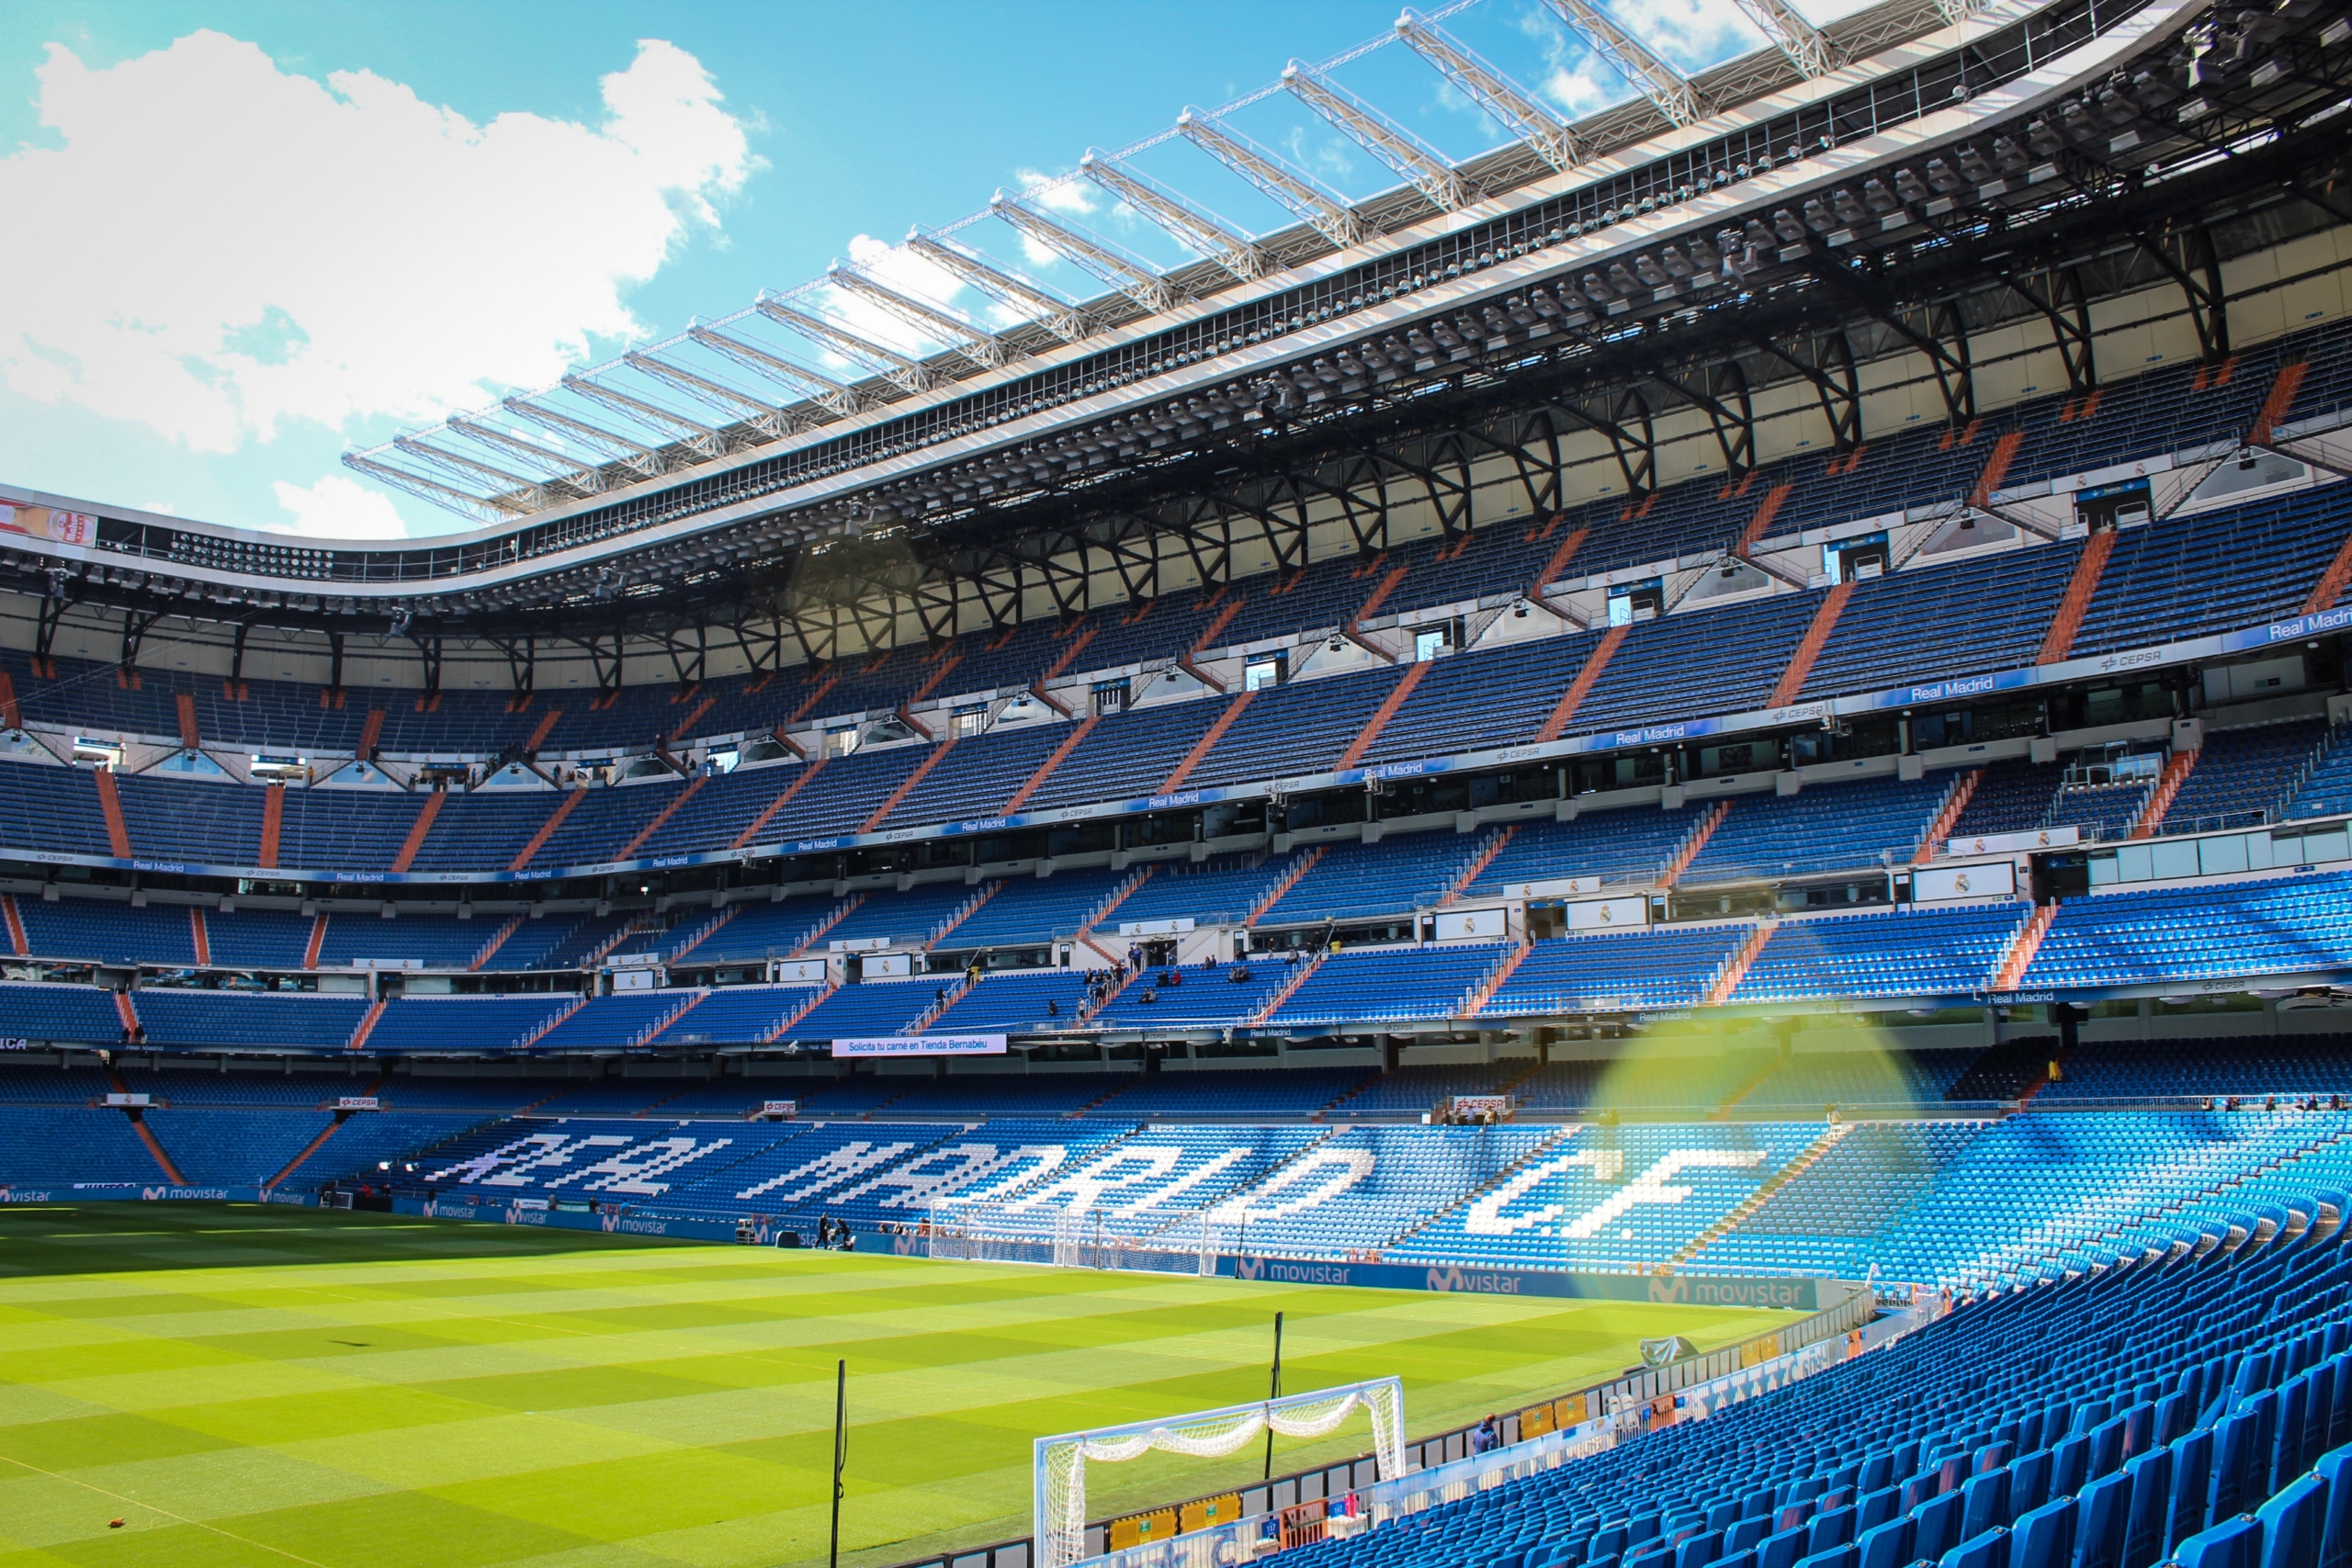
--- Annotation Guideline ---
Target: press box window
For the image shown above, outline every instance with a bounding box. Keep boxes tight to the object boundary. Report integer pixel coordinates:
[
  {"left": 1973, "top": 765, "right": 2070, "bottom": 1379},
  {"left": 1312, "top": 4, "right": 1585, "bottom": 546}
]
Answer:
[
  {"left": 1606, "top": 580, "right": 1663, "bottom": 626},
  {"left": 823, "top": 726, "right": 861, "bottom": 759},
  {"left": 1092, "top": 680, "right": 1129, "bottom": 716},
  {"left": 953, "top": 705, "right": 989, "bottom": 739},
  {"left": 1414, "top": 626, "right": 1453, "bottom": 661},
  {"left": 1244, "top": 656, "right": 1285, "bottom": 692}
]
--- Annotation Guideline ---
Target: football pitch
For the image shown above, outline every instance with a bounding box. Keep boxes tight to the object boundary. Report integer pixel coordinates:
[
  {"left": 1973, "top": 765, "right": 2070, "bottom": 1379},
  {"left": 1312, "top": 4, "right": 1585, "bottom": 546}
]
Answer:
[{"left": 0, "top": 1205, "right": 1782, "bottom": 1568}]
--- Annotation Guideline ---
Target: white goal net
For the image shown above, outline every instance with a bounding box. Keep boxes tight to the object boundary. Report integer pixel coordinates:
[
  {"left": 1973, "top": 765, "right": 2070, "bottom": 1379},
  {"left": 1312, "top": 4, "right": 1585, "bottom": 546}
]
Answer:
[{"left": 1033, "top": 1376, "right": 1407, "bottom": 1568}]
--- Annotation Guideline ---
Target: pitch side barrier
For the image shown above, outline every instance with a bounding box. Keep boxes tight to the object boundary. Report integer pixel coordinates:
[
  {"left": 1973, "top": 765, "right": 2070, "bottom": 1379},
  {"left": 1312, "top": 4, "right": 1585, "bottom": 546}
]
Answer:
[{"left": 3, "top": 600, "right": 2346, "bottom": 888}]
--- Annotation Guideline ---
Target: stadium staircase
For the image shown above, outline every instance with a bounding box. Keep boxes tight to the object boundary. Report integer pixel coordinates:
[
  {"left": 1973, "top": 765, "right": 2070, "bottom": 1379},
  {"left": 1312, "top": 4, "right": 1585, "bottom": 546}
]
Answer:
[
  {"left": 2036, "top": 531, "right": 2118, "bottom": 664},
  {"left": 581, "top": 921, "right": 651, "bottom": 969},
  {"left": 1159, "top": 693, "right": 1253, "bottom": 791},
  {"left": 1525, "top": 524, "right": 1589, "bottom": 598},
  {"left": 1381, "top": 1126, "right": 1577, "bottom": 1253},
  {"left": 92, "top": 767, "right": 132, "bottom": 857},
  {"left": 1712, "top": 1050, "right": 1799, "bottom": 1118},
  {"left": 508, "top": 788, "right": 586, "bottom": 872},
  {"left": 113, "top": 990, "right": 138, "bottom": 1038},
  {"left": 1001, "top": 716, "right": 1098, "bottom": 813},
  {"left": 927, "top": 883, "right": 1001, "bottom": 948},
  {"left": 345, "top": 999, "right": 387, "bottom": 1053},
  {"left": 1250, "top": 952, "right": 1329, "bottom": 1025},
  {"left": 666, "top": 906, "right": 739, "bottom": 963},
  {"left": 1351, "top": 563, "right": 1408, "bottom": 626},
  {"left": 1039, "top": 627, "right": 1097, "bottom": 683},
  {"left": 1, "top": 895, "right": 26, "bottom": 956},
  {"left": 175, "top": 693, "right": 200, "bottom": 752},
  {"left": 302, "top": 913, "right": 329, "bottom": 970},
  {"left": 1966, "top": 429, "right": 2026, "bottom": 506},
  {"left": 356, "top": 707, "right": 388, "bottom": 758},
  {"left": 1703, "top": 922, "right": 1774, "bottom": 1005},
  {"left": 257, "top": 784, "right": 282, "bottom": 869},
  {"left": 2249, "top": 359, "right": 2311, "bottom": 446},
  {"left": 666, "top": 695, "right": 718, "bottom": 745},
  {"left": 1189, "top": 597, "right": 1246, "bottom": 657},
  {"left": 1947, "top": 1035, "right": 2063, "bottom": 1103},
  {"left": 786, "top": 896, "right": 865, "bottom": 958},
  {"left": 1077, "top": 967, "right": 1139, "bottom": 1024},
  {"left": 1459, "top": 942, "right": 1533, "bottom": 1018},
  {"left": 1991, "top": 903, "right": 2059, "bottom": 990},
  {"left": 469, "top": 916, "right": 525, "bottom": 971},
  {"left": 1535, "top": 626, "right": 1625, "bottom": 740},
  {"left": 786, "top": 671, "right": 840, "bottom": 724},
  {"left": 764, "top": 985, "right": 837, "bottom": 1042},
  {"left": 2130, "top": 749, "right": 2200, "bottom": 838},
  {"left": 1665, "top": 1122, "right": 1854, "bottom": 1268},
  {"left": 1914, "top": 769, "right": 1983, "bottom": 863},
  {"left": 102, "top": 1062, "right": 187, "bottom": 1184},
  {"left": 907, "top": 978, "right": 975, "bottom": 1034},
  {"left": 909, "top": 650, "right": 964, "bottom": 704},
  {"left": 0, "top": 670, "right": 18, "bottom": 729},
  {"left": 732, "top": 761, "right": 826, "bottom": 848},
  {"left": 388, "top": 791, "right": 445, "bottom": 874},
  {"left": 1247, "top": 848, "right": 1325, "bottom": 924},
  {"left": 518, "top": 997, "right": 586, "bottom": 1050},
  {"left": 633, "top": 992, "right": 705, "bottom": 1047},
  {"left": 1333, "top": 662, "right": 1429, "bottom": 769},
  {"left": 862, "top": 739, "right": 957, "bottom": 831},
  {"left": 1660, "top": 801, "right": 1732, "bottom": 887},
  {"left": 615, "top": 777, "right": 706, "bottom": 859},
  {"left": 188, "top": 908, "right": 210, "bottom": 968},
  {"left": 1080, "top": 867, "right": 1155, "bottom": 938},
  {"left": 1441, "top": 828, "right": 1513, "bottom": 906},
  {"left": 265, "top": 1072, "right": 392, "bottom": 1187},
  {"left": 1769, "top": 581, "right": 1856, "bottom": 705}
]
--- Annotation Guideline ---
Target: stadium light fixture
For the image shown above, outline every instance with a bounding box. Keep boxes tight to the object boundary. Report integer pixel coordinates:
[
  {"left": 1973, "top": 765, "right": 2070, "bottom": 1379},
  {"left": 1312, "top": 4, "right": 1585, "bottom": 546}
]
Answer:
[
  {"left": 987, "top": 192, "right": 1182, "bottom": 314},
  {"left": 902, "top": 228, "right": 1092, "bottom": 343},
  {"left": 686, "top": 323, "right": 864, "bottom": 418},
  {"left": 825, "top": 261, "right": 1010, "bottom": 370},
  {"left": 1392, "top": 10, "right": 1587, "bottom": 171},
  {"left": 755, "top": 294, "right": 934, "bottom": 395},
  {"left": 1536, "top": 0, "right": 1709, "bottom": 127},
  {"left": 1730, "top": 0, "right": 1845, "bottom": 79},
  {"left": 1172, "top": 109, "right": 1366, "bottom": 249},
  {"left": 1279, "top": 59, "right": 1474, "bottom": 212},
  {"left": 1077, "top": 149, "right": 1269, "bottom": 282}
]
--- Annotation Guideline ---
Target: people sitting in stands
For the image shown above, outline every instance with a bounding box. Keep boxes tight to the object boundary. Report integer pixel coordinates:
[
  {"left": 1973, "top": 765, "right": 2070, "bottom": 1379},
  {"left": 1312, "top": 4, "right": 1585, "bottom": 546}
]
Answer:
[
  {"left": 1046, "top": 998, "right": 1059, "bottom": 1017},
  {"left": 1228, "top": 963, "right": 1252, "bottom": 983},
  {"left": 1139, "top": 987, "right": 1158, "bottom": 1004},
  {"left": 1161, "top": 969, "right": 1182, "bottom": 987}
]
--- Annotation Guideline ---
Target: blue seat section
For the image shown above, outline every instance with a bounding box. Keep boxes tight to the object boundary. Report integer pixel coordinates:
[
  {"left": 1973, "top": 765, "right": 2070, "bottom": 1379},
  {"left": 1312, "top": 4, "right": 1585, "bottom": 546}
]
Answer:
[
  {"left": 1682, "top": 777, "right": 1954, "bottom": 886},
  {"left": 130, "top": 990, "right": 368, "bottom": 1050},
  {"left": 1484, "top": 925, "right": 1754, "bottom": 1017},
  {"left": 1185, "top": 670, "right": 1401, "bottom": 792},
  {"left": 1017, "top": 698, "right": 1222, "bottom": 813},
  {"left": 819, "top": 884, "right": 983, "bottom": 949},
  {"left": 274, "top": 787, "right": 422, "bottom": 873},
  {"left": 148, "top": 1108, "right": 335, "bottom": 1185},
  {"left": 1360, "top": 633, "right": 1606, "bottom": 771},
  {"left": 482, "top": 911, "right": 642, "bottom": 972},
  {"left": 1261, "top": 837, "right": 1488, "bottom": 924},
  {"left": 2049, "top": 780, "right": 2154, "bottom": 840},
  {"left": 405, "top": 791, "right": 557, "bottom": 874},
  {"left": 313, "top": 912, "right": 482, "bottom": 971},
  {"left": 1094, "top": 1067, "right": 1374, "bottom": 1119},
  {"left": 1106, "top": 855, "right": 1300, "bottom": 930},
  {"left": 1865, "top": 1111, "right": 2350, "bottom": 1284},
  {"left": 2165, "top": 721, "right": 2335, "bottom": 833},
  {"left": 0, "top": 762, "right": 116, "bottom": 858},
  {"left": 1269, "top": 943, "right": 1510, "bottom": 1027},
  {"left": 526, "top": 778, "right": 690, "bottom": 868},
  {"left": 1730, "top": 906, "right": 2026, "bottom": 1002},
  {"left": 113, "top": 773, "right": 263, "bottom": 863},
  {"left": 930, "top": 1122, "right": 1329, "bottom": 1240},
  {"left": 880, "top": 723, "right": 1071, "bottom": 829},
  {"left": 1949, "top": 760, "right": 2070, "bottom": 841},
  {"left": 945, "top": 869, "right": 1132, "bottom": 949},
  {"left": 365, "top": 996, "right": 572, "bottom": 1055},
  {"left": 17, "top": 898, "right": 197, "bottom": 966},
  {"left": 2286, "top": 727, "right": 2352, "bottom": 821},
  {"left": 1208, "top": 1123, "right": 1558, "bottom": 1257},
  {"left": 2023, "top": 873, "right": 2352, "bottom": 989},
  {"left": 1574, "top": 592, "right": 1825, "bottom": 736},
  {"left": 630, "top": 763, "right": 800, "bottom": 859},
  {"left": 1093, "top": 963, "right": 1296, "bottom": 1029},
  {"left": 301, "top": 1111, "right": 507, "bottom": 1182},
  {"left": 1389, "top": 1122, "right": 1825, "bottom": 1270},
  {"left": 1465, "top": 812, "right": 1700, "bottom": 897},
  {"left": 0, "top": 1065, "right": 117, "bottom": 1102},
  {"left": 1730, "top": 1050, "right": 1979, "bottom": 1113},
  {"left": 931, "top": 971, "right": 1095, "bottom": 1034},
  {"left": 760, "top": 743, "right": 929, "bottom": 840},
  {"left": 209, "top": 909, "right": 321, "bottom": 970},
  {"left": 783, "top": 980, "right": 943, "bottom": 1041},
  {"left": 877, "top": 1072, "right": 1130, "bottom": 1119},
  {"left": 1798, "top": 540, "right": 2086, "bottom": 700},
  {"left": 691, "top": 1117, "right": 1142, "bottom": 1228},
  {"left": 414, "top": 1115, "right": 802, "bottom": 1202},
  {"left": 0, "top": 1105, "right": 163, "bottom": 1185},
  {"left": 0, "top": 982, "right": 125, "bottom": 1045},
  {"left": 119, "top": 1067, "right": 379, "bottom": 1106},
  {"left": 2074, "top": 487, "right": 2352, "bottom": 658},
  {"left": 678, "top": 897, "right": 847, "bottom": 964},
  {"left": 2038, "top": 1040, "right": 2352, "bottom": 1104},
  {"left": 646, "top": 985, "right": 824, "bottom": 1047},
  {"left": 533, "top": 991, "right": 701, "bottom": 1052},
  {"left": 1679, "top": 1121, "right": 1986, "bottom": 1277},
  {"left": 1510, "top": 1051, "right": 1774, "bottom": 1114}
]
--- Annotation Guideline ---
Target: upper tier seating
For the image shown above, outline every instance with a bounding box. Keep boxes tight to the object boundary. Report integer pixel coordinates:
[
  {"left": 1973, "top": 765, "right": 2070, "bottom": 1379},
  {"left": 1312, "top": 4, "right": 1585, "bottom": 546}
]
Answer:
[
  {"left": 1482, "top": 925, "right": 1752, "bottom": 1018},
  {"left": 1948, "top": 759, "right": 2069, "bottom": 842},
  {"left": 2161, "top": 719, "right": 2331, "bottom": 833},
  {"left": 0, "top": 982, "right": 127, "bottom": 1046},
  {"left": 1728, "top": 1048, "right": 1978, "bottom": 1113},
  {"left": 2022, "top": 871, "right": 2352, "bottom": 988},
  {"left": 1729, "top": 905, "right": 2026, "bottom": 1002},
  {"left": 1680, "top": 775, "right": 1953, "bottom": 886},
  {"left": 2039, "top": 1038, "right": 2352, "bottom": 1102},
  {"left": 1268, "top": 942, "right": 1509, "bottom": 1027},
  {"left": 130, "top": 990, "right": 368, "bottom": 1051},
  {"left": 1464, "top": 812, "right": 1701, "bottom": 898},
  {"left": 1258, "top": 838, "right": 1487, "bottom": 925},
  {"left": 363, "top": 995, "right": 573, "bottom": 1055}
]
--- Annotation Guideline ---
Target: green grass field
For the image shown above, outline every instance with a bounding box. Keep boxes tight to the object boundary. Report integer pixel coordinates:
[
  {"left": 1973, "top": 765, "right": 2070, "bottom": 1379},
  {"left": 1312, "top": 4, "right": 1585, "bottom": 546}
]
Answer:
[{"left": 0, "top": 1204, "right": 1781, "bottom": 1568}]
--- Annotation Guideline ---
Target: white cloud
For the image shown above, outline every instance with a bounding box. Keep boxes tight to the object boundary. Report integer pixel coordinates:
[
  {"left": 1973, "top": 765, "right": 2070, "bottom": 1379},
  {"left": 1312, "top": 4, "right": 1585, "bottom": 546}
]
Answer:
[
  {"left": 1013, "top": 167, "right": 1096, "bottom": 217},
  {"left": 0, "top": 31, "right": 756, "bottom": 456},
  {"left": 268, "top": 473, "right": 411, "bottom": 539},
  {"left": 1516, "top": 0, "right": 1772, "bottom": 114}
]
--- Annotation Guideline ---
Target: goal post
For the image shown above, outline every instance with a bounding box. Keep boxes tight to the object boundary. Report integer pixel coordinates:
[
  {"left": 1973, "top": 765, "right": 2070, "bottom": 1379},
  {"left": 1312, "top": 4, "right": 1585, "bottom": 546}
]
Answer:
[{"left": 1032, "top": 1375, "right": 1407, "bottom": 1568}]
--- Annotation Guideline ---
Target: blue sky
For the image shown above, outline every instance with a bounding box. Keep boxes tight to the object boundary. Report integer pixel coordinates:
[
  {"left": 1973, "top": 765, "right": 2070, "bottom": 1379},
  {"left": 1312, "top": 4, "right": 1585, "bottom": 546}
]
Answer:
[{"left": 0, "top": 0, "right": 1834, "bottom": 541}]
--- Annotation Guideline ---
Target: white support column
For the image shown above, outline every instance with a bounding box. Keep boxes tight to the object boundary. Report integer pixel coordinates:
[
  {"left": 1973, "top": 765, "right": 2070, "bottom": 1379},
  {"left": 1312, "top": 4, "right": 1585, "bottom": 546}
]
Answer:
[
  {"left": 1078, "top": 149, "right": 1267, "bottom": 281},
  {"left": 1281, "top": 60, "right": 1473, "bottom": 212},
  {"left": 988, "top": 193, "right": 1181, "bottom": 314},
  {"left": 1394, "top": 9, "right": 1585, "bottom": 172},
  {"left": 755, "top": 294, "right": 933, "bottom": 395},
  {"left": 1174, "top": 108, "right": 1365, "bottom": 249},
  {"left": 1731, "top": 0, "right": 1845, "bottom": 78},
  {"left": 825, "top": 261, "right": 1009, "bottom": 369},
  {"left": 1538, "top": 0, "right": 1708, "bottom": 127},
  {"left": 903, "top": 228, "right": 1092, "bottom": 342}
]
